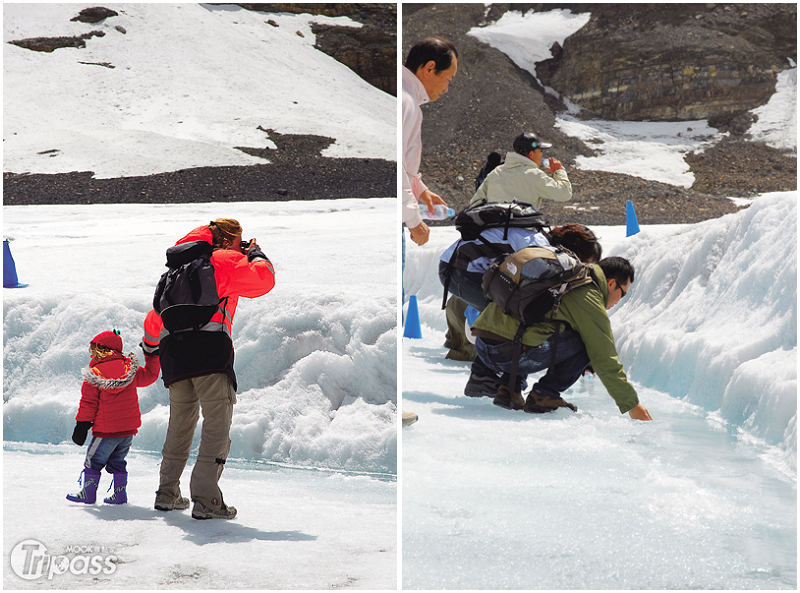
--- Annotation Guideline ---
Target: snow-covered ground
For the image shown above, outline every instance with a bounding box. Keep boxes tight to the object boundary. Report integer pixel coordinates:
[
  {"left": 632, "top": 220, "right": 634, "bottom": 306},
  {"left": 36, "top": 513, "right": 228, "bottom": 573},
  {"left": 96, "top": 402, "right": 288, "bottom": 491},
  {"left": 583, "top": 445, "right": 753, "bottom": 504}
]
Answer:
[
  {"left": 4, "top": 200, "right": 397, "bottom": 589},
  {"left": 4, "top": 4, "right": 397, "bottom": 589},
  {"left": 3, "top": 3, "right": 395, "bottom": 178},
  {"left": 406, "top": 11, "right": 796, "bottom": 588},
  {"left": 402, "top": 194, "right": 796, "bottom": 589},
  {"left": 5, "top": 442, "right": 395, "bottom": 589}
]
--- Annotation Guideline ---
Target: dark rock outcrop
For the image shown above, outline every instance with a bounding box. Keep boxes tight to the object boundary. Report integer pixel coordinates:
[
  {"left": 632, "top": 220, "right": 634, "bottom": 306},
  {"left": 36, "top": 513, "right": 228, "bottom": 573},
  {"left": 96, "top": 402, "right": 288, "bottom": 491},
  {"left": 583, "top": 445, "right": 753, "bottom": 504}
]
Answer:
[
  {"left": 8, "top": 30, "right": 105, "bottom": 52},
  {"left": 312, "top": 22, "right": 396, "bottom": 96},
  {"left": 536, "top": 4, "right": 796, "bottom": 122},
  {"left": 70, "top": 7, "right": 118, "bottom": 23},
  {"left": 233, "top": 4, "right": 396, "bottom": 95}
]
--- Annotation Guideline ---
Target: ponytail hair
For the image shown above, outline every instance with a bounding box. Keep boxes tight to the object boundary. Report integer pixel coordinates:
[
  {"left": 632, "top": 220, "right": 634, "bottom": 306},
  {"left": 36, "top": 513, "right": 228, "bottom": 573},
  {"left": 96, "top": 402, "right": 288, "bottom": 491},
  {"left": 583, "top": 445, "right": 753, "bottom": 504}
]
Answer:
[{"left": 207, "top": 218, "right": 243, "bottom": 248}]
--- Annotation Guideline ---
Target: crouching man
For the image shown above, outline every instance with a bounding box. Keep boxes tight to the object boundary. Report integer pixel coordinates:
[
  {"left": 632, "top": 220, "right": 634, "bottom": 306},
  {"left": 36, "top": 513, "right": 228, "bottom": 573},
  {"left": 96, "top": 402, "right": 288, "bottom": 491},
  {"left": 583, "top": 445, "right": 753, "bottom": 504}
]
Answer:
[{"left": 470, "top": 256, "right": 652, "bottom": 420}]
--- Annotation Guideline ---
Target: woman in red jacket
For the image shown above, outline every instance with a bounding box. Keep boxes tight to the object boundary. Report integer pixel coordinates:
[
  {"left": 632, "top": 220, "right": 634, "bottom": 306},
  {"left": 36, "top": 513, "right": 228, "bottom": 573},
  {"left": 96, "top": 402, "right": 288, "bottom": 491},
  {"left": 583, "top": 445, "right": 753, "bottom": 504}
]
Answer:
[
  {"left": 66, "top": 330, "right": 161, "bottom": 505},
  {"left": 143, "top": 218, "right": 275, "bottom": 520}
]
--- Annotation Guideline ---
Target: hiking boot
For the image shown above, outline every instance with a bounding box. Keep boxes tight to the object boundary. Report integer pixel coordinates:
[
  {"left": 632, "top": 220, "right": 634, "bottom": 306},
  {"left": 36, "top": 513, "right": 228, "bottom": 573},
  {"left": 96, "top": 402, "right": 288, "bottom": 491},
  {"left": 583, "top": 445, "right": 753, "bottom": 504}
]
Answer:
[
  {"left": 523, "top": 390, "right": 578, "bottom": 414},
  {"left": 402, "top": 411, "right": 419, "bottom": 427},
  {"left": 154, "top": 490, "right": 190, "bottom": 511},
  {"left": 463, "top": 373, "right": 497, "bottom": 398},
  {"left": 192, "top": 500, "right": 237, "bottom": 520},
  {"left": 493, "top": 385, "right": 526, "bottom": 410},
  {"left": 66, "top": 468, "right": 101, "bottom": 504},
  {"left": 103, "top": 472, "right": 128, "bottom": 505}
]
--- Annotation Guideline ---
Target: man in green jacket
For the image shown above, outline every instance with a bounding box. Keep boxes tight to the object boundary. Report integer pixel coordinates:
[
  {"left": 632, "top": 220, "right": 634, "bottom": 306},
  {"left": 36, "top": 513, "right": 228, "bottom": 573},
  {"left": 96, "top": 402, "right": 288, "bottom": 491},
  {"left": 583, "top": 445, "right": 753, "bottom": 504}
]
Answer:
[
  {"left": 471, "top": 257, "right": 653, "bottom": 421},
  {"left": 470, "top": 132, "right": 572, "bottom": 209}
]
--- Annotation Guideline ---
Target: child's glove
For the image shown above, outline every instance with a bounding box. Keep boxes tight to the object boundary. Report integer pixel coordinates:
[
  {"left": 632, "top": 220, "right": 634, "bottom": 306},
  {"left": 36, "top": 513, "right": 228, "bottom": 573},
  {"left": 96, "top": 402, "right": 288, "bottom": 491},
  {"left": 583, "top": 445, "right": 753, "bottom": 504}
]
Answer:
[{"left": 72, "top": 421, "right": 92, "bottom": 446}]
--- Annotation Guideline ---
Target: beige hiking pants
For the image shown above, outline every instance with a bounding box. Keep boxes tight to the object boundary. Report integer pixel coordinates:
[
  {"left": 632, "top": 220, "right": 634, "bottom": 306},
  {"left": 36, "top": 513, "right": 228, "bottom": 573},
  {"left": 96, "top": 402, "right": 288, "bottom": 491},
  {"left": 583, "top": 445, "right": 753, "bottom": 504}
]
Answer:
[{"left": 158, "top": 373, "right": 236, "bottom": 510}]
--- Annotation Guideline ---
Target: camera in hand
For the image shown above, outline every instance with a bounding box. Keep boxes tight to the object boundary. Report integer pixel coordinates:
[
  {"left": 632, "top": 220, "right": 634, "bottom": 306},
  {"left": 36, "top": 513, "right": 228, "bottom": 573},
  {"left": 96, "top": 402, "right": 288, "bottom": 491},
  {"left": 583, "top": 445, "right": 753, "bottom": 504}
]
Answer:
[{"left": 240, "top": 240, "right": 251, "bottom": 251}]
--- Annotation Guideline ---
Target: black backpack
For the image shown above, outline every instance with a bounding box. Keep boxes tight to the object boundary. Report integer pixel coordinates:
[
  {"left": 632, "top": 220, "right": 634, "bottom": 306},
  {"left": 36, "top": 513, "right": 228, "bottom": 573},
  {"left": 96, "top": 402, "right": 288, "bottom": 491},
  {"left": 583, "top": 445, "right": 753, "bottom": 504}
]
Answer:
[
  {"left": 440, "top": 200, "right": 549, "bottom": 309},
  {"left": 455, "top": 199, "right": 548, "bottom": 242},
  {"left": 474, "top": 152, "right": 503, "bottom": 190},
  {"left": 153, "top": 241, "right": 225, "bottom": 333},
  {"left": 480, "top": 245, "right": 596, "bottom": 391}
]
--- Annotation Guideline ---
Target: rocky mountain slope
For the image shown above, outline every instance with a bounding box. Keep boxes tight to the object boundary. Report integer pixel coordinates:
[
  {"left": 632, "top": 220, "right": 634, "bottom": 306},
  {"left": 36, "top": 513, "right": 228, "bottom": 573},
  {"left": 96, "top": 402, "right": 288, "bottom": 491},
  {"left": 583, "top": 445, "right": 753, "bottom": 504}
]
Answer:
[{"left": 403, "top": 3, "right": 796, "bottom": 225}]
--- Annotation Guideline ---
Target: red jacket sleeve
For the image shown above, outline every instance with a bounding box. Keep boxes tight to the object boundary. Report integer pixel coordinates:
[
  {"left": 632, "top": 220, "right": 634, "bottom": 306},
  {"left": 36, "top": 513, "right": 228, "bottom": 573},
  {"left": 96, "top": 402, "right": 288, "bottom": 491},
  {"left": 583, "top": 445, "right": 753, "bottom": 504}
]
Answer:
[
  {"left": 142, "top": 309, "right": 164, "bottom": 354},
  {"left": 76, "top": 382, "right": 100, "bottom": 423},
  {"left": 135, "top": 353, "right": 161, "bottom": 387},
  {"left": 212, "top": 250, "right": 275, "bottom": 299}
]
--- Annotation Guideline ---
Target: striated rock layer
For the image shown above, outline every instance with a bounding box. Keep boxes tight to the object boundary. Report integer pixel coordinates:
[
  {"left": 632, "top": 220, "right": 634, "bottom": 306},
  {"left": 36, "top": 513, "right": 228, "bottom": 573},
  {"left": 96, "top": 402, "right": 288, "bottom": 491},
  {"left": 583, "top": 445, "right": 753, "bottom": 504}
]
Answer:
[{"left": 537, "top": 3, "right": 796, "bottom": 121}]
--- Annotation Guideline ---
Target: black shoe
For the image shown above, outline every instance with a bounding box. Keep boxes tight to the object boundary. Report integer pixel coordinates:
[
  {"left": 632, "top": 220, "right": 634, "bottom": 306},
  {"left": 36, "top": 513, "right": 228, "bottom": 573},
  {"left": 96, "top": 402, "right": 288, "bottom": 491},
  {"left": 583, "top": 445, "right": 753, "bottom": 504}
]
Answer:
[
  {"left": 493, "top": 385, "right": 525, "bottom": 410},
  {"left": 523, "top": 390, "right": 578, "bottom": 414},
  {"left": 464, "top": 373, "right": 497, "bottom": 398},
  {"left": 443, "top": 330, "right": 453, "bottom": 350}
]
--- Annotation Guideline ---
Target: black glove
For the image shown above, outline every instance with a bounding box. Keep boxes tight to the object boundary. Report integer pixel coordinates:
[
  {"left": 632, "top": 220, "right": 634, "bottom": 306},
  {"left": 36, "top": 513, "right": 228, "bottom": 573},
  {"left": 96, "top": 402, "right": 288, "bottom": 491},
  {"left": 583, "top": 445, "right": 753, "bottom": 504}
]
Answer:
[
  {"left": 247, "top": 247, "right": 269, "bottom": 264},
  {"left": 140, "top": 340, "right": 159, "bottom": 357},
  {"left": 72, "top": 421, "right": 92, "bottom": 446}
]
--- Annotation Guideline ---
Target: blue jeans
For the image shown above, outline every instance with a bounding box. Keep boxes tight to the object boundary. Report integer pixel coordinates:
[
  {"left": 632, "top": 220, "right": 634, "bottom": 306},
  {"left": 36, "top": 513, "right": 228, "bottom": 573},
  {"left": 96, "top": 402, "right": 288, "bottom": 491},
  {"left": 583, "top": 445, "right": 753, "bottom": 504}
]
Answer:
[
  {"left": 475, "top": 327, "right": 590, "bottom": 395},
  {"left": 84, "top": 435, "right": 133, "bottom": 473}
]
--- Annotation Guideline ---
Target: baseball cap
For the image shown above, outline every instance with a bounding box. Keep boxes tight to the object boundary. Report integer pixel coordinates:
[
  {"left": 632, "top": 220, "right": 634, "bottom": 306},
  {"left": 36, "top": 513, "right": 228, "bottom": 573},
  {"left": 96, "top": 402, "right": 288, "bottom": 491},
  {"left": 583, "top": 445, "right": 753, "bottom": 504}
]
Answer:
[{"left": 513, "top": 132, "right": 553, "bottom": 154}]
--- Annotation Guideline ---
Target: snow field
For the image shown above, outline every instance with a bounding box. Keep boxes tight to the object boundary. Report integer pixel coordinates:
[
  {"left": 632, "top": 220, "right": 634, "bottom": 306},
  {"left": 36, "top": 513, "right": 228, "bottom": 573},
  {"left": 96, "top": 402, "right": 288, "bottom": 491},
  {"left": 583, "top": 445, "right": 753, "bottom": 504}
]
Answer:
[
  {"left": 3, "top": 199, "right": 397, "bottom": 474},
  {"left": 3, "top": 3, "right": 395, "bottom": 178},
  {"left": 4, "top": 443, "right": 395, "bottom": 590},
  {"left": 401, "top": 192, "right": 796, "bottom": 589}
]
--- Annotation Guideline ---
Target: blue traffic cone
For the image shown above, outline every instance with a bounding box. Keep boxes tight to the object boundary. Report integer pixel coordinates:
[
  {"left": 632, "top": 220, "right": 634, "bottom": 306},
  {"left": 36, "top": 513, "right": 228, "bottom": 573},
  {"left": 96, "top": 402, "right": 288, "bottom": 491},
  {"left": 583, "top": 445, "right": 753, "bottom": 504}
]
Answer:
[
  {"left": 626, "top": 201, "right": 640, "bottom": 237},
  {"left": 3, "top": 240, "right": 28, "bottom": 288},
  {"left": 403, "top": 295, "right": 422, "bottom": 339}
]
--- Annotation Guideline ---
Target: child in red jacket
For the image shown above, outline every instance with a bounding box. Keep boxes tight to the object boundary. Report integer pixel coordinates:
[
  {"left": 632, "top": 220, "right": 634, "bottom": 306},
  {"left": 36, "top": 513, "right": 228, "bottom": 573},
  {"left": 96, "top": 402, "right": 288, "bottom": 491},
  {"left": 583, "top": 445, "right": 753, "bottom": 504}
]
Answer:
[{"left": 66, "top": 330, "right": 161, "bottom": 505}]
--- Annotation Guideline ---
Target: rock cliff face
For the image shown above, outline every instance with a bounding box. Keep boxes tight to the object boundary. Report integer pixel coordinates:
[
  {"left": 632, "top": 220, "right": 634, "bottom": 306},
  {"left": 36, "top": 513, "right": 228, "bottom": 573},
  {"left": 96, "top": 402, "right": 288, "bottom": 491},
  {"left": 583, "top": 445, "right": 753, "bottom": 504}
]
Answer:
[
  {"left": 234, "top": 3, "right": 396, "bottom": 95},
  {"left": 536, "top": 3, "right": 796, "bottom": 121}
]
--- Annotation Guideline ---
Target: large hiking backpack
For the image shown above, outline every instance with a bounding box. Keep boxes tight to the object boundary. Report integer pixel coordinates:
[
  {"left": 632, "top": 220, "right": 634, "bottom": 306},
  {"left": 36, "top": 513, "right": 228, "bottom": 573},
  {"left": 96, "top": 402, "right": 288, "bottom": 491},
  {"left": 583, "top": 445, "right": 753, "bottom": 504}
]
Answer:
[
  {"left": 440, "top": 200, "right": 549, "bottom": 309},
  {"left": 153, "top": 241, "right": 224, "bottom": 333},
  {"left": 480, "top": 245, "right": 596, "bottom": 391},
  {"left": 481, "top": 245, "right": 594, "bottom": 326}
]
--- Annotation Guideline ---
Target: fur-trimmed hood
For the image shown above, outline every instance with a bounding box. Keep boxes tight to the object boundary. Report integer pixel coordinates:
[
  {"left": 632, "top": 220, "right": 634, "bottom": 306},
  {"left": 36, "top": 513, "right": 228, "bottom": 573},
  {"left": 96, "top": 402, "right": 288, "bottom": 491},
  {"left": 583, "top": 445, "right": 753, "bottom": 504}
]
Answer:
[{"left": 82, "top": 351, "right": 140, "bottom": 391}]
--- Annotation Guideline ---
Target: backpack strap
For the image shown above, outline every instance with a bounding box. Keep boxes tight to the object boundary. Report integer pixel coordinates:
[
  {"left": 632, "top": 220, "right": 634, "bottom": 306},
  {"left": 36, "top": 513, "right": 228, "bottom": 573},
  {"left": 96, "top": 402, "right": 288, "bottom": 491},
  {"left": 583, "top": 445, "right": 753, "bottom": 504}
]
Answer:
[
  {"left": 507, "top": 323, "right": 527, "bottom": 393},
  {"left": 503, "top": 204, "right": 513, "bottom": 241},
  {"left": 474, "top": 232, "right": 513, "bottom": 257},
  {"left": 441, "top": 234, "right": 513, "bottom": 310},
  {"left": 441, "top": 239, "right": 462, "bottom": 310}
]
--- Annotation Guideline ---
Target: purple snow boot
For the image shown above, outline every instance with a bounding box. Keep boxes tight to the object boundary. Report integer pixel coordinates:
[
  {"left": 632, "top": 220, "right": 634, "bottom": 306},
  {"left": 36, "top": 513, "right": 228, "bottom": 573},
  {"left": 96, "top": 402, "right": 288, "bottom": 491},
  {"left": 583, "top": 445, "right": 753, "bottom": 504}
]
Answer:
[
  {"left": 104, "top": 472, "right": 128, "bottom": 504},
  {"left": 66, "top": 468, "right": 102, "bottom": 504}
]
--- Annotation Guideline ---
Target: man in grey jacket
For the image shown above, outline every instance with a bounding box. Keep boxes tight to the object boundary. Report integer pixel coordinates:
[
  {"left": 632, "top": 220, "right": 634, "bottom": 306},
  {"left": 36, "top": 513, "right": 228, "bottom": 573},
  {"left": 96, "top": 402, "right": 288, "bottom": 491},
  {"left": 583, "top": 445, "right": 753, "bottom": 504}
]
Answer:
[
  {"left": 457, "top": 132, "right": 572, "bottom": 398},
  {"left": 470, "top": 132, "right": 572, "bottom": 208}
]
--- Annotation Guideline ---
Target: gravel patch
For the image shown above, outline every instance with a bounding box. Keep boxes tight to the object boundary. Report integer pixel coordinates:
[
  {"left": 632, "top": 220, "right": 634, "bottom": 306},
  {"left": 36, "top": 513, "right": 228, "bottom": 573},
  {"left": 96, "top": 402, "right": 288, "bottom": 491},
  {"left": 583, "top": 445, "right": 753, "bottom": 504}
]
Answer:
[{"left": 3, "top": 158, "right": 396, "bottom": 205}]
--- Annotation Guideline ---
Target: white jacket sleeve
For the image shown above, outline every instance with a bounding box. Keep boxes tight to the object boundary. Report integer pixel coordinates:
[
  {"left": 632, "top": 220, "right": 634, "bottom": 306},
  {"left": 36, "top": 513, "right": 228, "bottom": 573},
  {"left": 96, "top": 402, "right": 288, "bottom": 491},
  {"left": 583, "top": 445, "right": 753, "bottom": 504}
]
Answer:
[{"left": 402, "top": 90, "right": 426, "bottom": 228}]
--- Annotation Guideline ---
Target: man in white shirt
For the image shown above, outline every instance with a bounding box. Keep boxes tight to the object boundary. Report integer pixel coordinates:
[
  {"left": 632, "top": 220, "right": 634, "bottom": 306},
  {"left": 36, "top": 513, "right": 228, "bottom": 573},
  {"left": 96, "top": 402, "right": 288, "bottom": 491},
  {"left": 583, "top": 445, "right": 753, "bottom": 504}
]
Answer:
[
  {"left": 402, "top": 37, "right": 458, "bottom": 247},
  {"left": 401, "top": 37, "right": 458, "bottom": 428}
]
